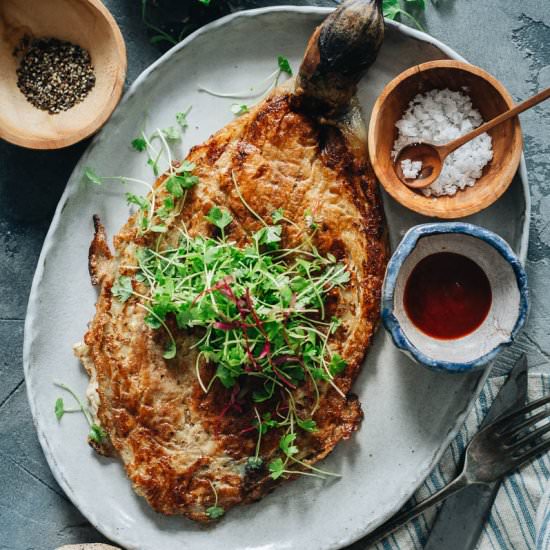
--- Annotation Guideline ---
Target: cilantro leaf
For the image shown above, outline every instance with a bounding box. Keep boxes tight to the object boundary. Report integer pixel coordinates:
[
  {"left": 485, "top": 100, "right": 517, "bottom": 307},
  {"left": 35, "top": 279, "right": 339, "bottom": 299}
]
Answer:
[
  {"left": 111, "top": 276, "right": 133, "bottom": 303},
  {"left": 278, "top": 55, "right": 292, "bottom": 76},
  {"left": 205, "top": 207, "right": 233, "bottom": 230},
  {"left": 84, "top": 167, "right": 102, "bottom": 185},
  {"left": 206, "top": 505, "right": 225, "bottom": 519},
  {"left": 268, "top": 458, "right": 285, "bottom": 480},
  {"left": 131, "top": 137, "right": 147, "bottom": 152},
  {"left": 55, "top": 398, "right": 65, "bottom": 421}
]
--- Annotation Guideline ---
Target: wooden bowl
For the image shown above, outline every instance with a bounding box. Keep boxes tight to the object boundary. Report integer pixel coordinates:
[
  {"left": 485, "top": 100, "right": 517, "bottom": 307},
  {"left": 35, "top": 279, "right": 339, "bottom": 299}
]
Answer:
[
  {"left": 368, "top": 60, "right": 523, "bottom": 219},
  {"left": 0, "top": 0, "right": 126, "bottom": 149}
]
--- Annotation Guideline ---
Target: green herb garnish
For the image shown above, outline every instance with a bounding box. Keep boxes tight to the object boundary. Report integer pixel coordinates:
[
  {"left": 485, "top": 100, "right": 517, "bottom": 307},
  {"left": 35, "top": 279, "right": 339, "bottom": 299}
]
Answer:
[
  {"left": 206, "top": 480, "right": 225, "bottom": 519},
  {"left": 131, "top": 137, "right": 147, "bottom": 152},
  {"left": 198, "top": 56, "right": 293, "bottom": 99},
  {"left": 54, "top": 383, "right": 106, "bottom": 445},
  {"left": 231, "top": 104, "right": 249, "bottom": 116},
  {"left": 277, "top": 56, "right": 292, "bottom": 76},
  {"left": 54, "top": 397, "right": 65, "bottom": 420}
]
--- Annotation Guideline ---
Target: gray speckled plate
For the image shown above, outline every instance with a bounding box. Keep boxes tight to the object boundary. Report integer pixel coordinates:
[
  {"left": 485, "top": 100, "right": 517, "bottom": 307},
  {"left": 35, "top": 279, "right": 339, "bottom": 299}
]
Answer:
[{"left": 23, "top": 7, "right": 530, "bottom": 550}]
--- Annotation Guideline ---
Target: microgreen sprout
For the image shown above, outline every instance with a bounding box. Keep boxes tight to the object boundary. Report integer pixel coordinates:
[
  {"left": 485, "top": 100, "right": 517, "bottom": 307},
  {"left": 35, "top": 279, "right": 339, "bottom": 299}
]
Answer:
[
  {"left": 130, "top": 109, "right": 192, "bottom": 176},
  {"left": 231, "top": 103, "right": 249, "bottom": 116},
  {"left": 84, "top": 108, "right": 351, "bottom": 482},
  {"left": 206, "top": 480, "right": 225, "bottom": 519},
  {"left": 106, "top": 171, "right": 349, "bottom": 480},
  {"left": 198, "top": 56, "right": 293, "bottom": 100},
  {"left": 54, "top": 382, "right": 106, "bottom": 444}
]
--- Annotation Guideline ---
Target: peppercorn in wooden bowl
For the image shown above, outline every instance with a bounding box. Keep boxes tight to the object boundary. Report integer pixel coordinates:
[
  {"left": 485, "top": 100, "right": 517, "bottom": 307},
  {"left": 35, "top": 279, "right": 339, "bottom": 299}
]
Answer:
[{"left": 0, "top": 0, "right": 126, "bottom": 149}]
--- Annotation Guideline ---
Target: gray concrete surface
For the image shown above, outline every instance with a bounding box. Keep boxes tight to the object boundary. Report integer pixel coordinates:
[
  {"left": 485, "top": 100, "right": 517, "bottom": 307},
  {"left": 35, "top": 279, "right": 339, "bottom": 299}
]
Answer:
[{"left": 0, "top": 1, "right": 548, "bottom": 549}]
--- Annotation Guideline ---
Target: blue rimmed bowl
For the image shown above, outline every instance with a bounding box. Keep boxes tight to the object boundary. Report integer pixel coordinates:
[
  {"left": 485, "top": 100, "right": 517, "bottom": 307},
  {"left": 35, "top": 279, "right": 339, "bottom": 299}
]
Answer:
[{"left": 381, "top": 223, "right": 529, "bottom": 373}]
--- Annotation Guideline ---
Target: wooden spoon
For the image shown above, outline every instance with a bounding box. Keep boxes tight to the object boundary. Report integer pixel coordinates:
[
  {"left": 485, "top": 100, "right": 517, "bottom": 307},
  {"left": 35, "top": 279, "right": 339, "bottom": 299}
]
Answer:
[{"left": 394, "top": 86, "right": 550, "bottom": 189}]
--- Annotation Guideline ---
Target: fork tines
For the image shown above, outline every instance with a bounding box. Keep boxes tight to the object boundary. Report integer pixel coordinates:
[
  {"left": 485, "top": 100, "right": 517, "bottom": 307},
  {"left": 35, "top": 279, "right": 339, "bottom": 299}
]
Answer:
[{"left": 496, "top": 395, "right": 550, "bottom": 461}]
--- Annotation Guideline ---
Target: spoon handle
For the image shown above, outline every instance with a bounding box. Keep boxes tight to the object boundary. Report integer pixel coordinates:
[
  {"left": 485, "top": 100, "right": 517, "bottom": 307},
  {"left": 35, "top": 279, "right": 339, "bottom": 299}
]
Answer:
[{"left": 441, "top": 86, "right": 550, "bottom": 157}]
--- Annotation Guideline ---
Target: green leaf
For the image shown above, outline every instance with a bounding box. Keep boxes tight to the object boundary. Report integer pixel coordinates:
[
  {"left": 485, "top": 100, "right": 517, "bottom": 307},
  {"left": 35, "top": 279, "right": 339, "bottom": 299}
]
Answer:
[
  {"left": 163, "top": 341, "right": 177, "bottom": 359},
  {"left": 329, "top": 353, "right": 347, "bottom": 376},
  {"left": 246, "top": 456, "right": 264, "bottom": 470},
  {"left": 54, "top": 398, "right": 65, "bottom": 421},
  {"left": 329, "top": 265, "right": 350, "bottom": 286},
  {"left": 279, "top": 433, "right": 298, "bottom": 457},
  {"left": 277, "top": 55, "right": 292, "bottom": 76},
  {"left": 206, "top": 505, "right": 225, "bottom": 519},
  {"left": 268, "top": 458, "right": 285, "bottom": 480},
  {"left": 255, "top": 225, "right": 282, "bottom": 246},
  {"left": 382, "top": 0, "right": 425, "bottom": 29},
  {"left": 89, "top": 424, "right": 106, "bottom": 444},
  {"left": 161, "top": 126, "right": 181, "bottom": 142},
  {"left": 231, "top": 104, "right": 249, "bottom": 116},
  {"left": 131, "top": 137, "right": 147, "bottom": 152},
  {"left": 147, "top": 159, "right": 159, "bottom": 177},
  {"left": 126, "top": 193, "right": 149, "bottom": 210},
  {"left": 406, "top": 0, "right": 426, "bottom": 8},
  {"left": 297, "top": 418, "right": 317, "bottom": 432},
  {"left": 271, "top": 208, "right": 284, "bottom": 223},
  {"left": 166, "top": 173, "right": 198, "bottom": 198},
  {"left": 216, "top": 365, "right": 237, "bottom": 389},
  {"left": 144, "top": 314, "right": 162, "bottom": 329},
  {"left": 84, "top": 167, "right": 102, "bottom": 185},
  {"left": 205, "top": 207, "right": 233, "bottom": 230},
  {"left": 177, "top": 160, "right": 196, "bottom": 173},
  {"left": 112, "top": 276, "right": 133, "bottom": 303},
  {"left": 176, "top": 108, "right": 191, "bottom": 129}
]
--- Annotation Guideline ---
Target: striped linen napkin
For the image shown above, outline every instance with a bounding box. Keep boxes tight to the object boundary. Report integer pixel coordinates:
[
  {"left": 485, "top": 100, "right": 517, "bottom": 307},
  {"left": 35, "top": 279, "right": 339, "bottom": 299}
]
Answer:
[{"left": 365, "top": 373, "right": 550, "bottom": 550}]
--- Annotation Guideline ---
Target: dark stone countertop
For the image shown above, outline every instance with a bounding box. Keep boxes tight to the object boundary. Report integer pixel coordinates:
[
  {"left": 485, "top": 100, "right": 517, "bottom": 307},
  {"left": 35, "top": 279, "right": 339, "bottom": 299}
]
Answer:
[{"left": 0, "top": 1, "right": 548, "bottom": 549}]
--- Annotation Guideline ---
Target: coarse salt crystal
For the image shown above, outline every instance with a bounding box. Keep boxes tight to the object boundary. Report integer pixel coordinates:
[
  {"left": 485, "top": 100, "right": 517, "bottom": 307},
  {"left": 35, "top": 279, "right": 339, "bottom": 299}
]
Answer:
[
  {"left": 401, "top": 159, "right": 423, "bottom": 179},
  {"left": 392, "top": 88, "right": 493, "bottom": 197}
]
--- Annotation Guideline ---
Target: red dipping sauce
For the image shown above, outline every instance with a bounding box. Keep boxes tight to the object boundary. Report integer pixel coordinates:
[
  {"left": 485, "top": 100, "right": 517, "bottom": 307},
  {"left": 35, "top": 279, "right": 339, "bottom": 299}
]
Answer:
[{"left": 404, "top": 252, "right": 492, "bottom": 340}]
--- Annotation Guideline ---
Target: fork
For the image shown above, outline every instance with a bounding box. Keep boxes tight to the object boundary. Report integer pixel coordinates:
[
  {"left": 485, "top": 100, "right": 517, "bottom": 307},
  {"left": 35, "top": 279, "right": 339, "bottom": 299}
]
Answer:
[{"left": 362, "top": 394, "right": 550, "bottom": 545}]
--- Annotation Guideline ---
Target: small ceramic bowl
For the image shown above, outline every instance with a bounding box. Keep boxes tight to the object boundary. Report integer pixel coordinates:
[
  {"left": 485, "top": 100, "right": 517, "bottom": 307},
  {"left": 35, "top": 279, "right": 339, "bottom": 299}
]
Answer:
[
  {"left": 0, "top": 0, "right": 126, "bottom": 149},
  {"left": 367, "top": 60, "right": 523, "bottom": 219},
  {"left": 382, "top": 223, "right": 528, "bottom": 373}
]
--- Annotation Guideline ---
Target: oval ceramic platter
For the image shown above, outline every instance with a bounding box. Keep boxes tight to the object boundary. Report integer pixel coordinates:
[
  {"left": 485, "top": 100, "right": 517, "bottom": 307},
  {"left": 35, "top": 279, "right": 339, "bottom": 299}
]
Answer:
[{"left": 24, "top": 7, "right": 530, "bottom": 550}]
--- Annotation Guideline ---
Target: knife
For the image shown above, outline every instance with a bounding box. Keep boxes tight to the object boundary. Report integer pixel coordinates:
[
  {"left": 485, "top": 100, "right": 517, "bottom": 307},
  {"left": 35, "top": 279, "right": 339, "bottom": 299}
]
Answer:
[{"left": 424, "top": 354, "right": 528, "bottom": 550}]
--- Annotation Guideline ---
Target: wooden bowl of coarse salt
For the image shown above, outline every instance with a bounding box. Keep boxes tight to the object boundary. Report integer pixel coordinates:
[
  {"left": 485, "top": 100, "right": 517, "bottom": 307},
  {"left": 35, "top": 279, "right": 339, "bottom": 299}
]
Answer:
[
  {"left": 368, "top": 60, "right": 522, "bottom": 219},
  {"left": 0, "top": 0, "right": 126, "bottom": 150}
]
